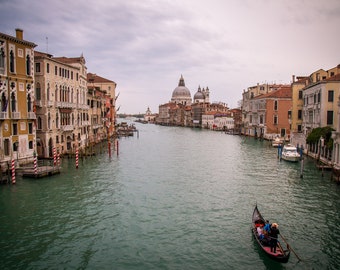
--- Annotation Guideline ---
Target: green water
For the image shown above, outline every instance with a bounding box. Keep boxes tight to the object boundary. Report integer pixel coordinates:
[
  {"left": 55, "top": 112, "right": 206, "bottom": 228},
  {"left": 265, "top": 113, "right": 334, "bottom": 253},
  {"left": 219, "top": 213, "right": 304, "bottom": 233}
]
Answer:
[{"left": 1, "top": 123, "right": 339, "bottom": 270}]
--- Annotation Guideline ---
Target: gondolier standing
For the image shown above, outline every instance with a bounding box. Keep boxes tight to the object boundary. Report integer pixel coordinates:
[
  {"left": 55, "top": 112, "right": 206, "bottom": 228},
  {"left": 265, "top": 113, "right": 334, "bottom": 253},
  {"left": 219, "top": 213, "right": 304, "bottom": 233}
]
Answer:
[{"left": 270, "top": 223, "right": 280, "bottom": 253}]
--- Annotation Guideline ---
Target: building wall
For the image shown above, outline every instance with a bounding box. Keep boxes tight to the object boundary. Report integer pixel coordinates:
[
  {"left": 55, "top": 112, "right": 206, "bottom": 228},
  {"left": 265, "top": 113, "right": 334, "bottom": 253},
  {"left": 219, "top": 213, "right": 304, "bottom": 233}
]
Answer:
[{"left": 0, "top": 29, "right": 36, "bottom": 167}]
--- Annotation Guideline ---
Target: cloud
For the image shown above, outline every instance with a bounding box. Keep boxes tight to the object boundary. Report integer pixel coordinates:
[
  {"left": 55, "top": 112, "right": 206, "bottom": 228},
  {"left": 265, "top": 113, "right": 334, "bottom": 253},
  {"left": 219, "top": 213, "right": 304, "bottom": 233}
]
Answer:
[{"left": 1, "top": 0, "right": 340, "bottom": 113}]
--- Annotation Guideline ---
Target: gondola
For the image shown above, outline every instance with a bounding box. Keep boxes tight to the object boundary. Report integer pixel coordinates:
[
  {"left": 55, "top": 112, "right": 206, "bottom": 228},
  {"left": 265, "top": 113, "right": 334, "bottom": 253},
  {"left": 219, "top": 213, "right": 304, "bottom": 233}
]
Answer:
[{"left": 252, "top": 205, "right": 290, "bottom": 263}]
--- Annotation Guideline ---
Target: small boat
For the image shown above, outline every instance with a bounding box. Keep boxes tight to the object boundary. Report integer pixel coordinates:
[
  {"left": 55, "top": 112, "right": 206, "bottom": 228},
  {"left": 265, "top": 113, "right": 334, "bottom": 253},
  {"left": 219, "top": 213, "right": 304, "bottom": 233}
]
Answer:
[
  {"left": 272, "top": 136, "right": 284, "bottom": 147},
  {"left": 281, "top": 144, "right": 300, "bottom": 162},
  {"left": 252, "top": 205, "right": 290, "bottom": 263}
]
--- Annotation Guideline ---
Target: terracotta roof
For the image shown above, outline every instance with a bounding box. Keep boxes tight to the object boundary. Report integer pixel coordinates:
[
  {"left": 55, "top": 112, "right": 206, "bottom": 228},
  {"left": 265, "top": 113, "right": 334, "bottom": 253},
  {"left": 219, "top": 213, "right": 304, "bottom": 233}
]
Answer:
[
  {"left": 324, "top": 73, "right": 340, "bottom": 82},
  {"left": 87, "top": 73, "right": 115, "bottom": 84},
  {"left": 254, "top": 86, "right": 292, "bottom": 99}
]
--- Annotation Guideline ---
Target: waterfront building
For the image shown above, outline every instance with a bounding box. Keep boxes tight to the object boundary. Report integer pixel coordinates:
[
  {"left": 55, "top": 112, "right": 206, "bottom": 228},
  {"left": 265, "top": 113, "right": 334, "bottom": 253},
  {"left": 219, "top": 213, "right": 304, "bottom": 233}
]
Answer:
[
  {"left": 144, "top": 107, "right": 157, "bottom": 122},
  {"left": 34, "top": 51, "right": 88, "bottom": 158},
  {"left": 302, "top": 66, "right": 340, "bottom": 136},
  {"left": 0, "top": 29, "right": 37, "bottom": 167},
  {"left": 87, "top": 73, "right": 116, "bottom": 141},
  {"left": 252, "top": 86, "right": 292, "bottom": 139},
  {"left": 241, "top": 83, "right": 288, "bottom": 136},
  {"left": 289, "top": 75, "right": 309, "bottom": 147},
  {"left": 157, "top": 102, "right": 178, "bottom": 125},
  {"left": 202, "top": 112, "right": 234, "bottom": 131}
]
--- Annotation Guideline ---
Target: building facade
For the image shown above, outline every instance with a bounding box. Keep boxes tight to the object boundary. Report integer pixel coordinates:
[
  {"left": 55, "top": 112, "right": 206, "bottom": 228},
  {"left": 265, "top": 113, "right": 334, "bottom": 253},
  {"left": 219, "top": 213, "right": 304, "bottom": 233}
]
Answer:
[
  {"left": 0, "top": 29, "right": 37, "bottom": 167},
  {"left": 34, "top": 51, "right": 89, "bottom": 157}
]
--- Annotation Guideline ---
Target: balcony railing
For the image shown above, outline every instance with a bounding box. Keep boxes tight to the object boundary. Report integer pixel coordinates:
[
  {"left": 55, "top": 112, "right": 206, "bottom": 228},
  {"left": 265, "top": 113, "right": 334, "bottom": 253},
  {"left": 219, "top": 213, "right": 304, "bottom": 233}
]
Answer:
[
  {"left": 0, "top": 112, "right": 8, "bottom": 119},
  {"left": 62, "top": 125, "right": 74, "bottom": 131},
  {"left": 27, "top": 112, "right": 36, "bottom": 119},
  {"left": 11, "top": 112, "right": 21, "bottom": 119}
]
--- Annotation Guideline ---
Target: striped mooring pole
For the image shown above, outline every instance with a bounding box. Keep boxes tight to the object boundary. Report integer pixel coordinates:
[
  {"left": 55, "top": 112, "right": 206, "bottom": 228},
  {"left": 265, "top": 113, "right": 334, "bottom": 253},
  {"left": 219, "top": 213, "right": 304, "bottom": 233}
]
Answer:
[
  {"left": 75, "top": 148, "right": 79, "bottom": 169},
  {"left": 11, "top": 159, "right": 16, "bottom": 184}
]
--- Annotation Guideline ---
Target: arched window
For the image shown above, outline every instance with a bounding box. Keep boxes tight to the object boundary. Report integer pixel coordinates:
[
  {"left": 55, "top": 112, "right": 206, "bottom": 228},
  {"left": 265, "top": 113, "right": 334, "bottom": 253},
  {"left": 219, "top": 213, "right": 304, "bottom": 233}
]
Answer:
[
  {"left": 47, "top": 83, "right": 50, "bottom": 101},
  {"left": 26, "top": 54, "right": 31, "bottom": 75},
  {"left": 48, "top": 112, "right": 51, "bottom": 130},
  {"left": 38, "top": 116, "right": 42, "bottom": 130},
  {"left": 11, "top": 92, "right": 16, "bottom": 112},
  {"left": 56, "top": 113, "right": 59, "bottom": 128},
  {"left": 36, "top": 82, "right": 41, "bottom": 100},
  {"left": 27, "top": 93, "right": 32, "bottom": 112},
  {"left": 9, "top": 50, "right": 14, "bottom": 73},
  {"left": 55, "top": 84, "right": 58, "bottom": 101},
  {"left": 1, "top": 92, "right": 7, "bottom": 112},
  {"left": 0, "top": 47, "right": 5, "bottom": 73}
]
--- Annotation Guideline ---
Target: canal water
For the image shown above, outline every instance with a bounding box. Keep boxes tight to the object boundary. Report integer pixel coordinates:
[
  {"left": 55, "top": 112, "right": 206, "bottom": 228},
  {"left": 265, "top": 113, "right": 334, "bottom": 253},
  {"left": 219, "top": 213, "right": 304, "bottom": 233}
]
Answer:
[{"left": 1, "top": 122, "right": 339, "bottom": 270}]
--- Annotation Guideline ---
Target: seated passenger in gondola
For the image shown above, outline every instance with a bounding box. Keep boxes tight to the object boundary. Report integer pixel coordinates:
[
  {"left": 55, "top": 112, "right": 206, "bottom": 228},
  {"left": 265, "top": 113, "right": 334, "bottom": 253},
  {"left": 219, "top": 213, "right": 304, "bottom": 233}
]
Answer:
[
  {"left": 257, "top": 225, "right": 264, "bottom": 240},
  {"left": 263, "top": 220, "right": 271, "bottom": 235}
]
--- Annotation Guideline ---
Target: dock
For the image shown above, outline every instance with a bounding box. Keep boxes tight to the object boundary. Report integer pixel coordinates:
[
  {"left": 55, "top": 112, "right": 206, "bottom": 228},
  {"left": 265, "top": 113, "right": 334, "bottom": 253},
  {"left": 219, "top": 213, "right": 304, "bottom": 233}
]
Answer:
[{"left": 17, "top": 166, "right": 61, "bottom": 178}]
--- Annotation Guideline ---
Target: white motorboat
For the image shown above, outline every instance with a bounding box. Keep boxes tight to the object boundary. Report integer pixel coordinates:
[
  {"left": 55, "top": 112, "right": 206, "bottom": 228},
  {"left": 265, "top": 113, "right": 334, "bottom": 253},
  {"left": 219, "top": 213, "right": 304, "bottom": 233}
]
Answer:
[
  {"left": 281, "top": 144, "right": 300, "bottom": 162},
  {"left": 272, "top": 136, "right": 284, "bottom": 147}
]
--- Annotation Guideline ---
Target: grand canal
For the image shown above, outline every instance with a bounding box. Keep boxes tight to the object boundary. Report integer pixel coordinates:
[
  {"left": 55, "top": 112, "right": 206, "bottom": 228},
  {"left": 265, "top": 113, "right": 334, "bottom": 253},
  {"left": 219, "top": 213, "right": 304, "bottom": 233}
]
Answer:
[{"left": 1, "top": 122, "right": 340, "bottom": 270}]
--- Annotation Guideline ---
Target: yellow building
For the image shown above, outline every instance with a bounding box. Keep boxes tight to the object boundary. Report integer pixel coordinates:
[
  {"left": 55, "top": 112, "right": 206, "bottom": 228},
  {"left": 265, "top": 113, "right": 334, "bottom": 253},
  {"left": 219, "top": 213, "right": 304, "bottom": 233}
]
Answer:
[{"left": 0, "top": 29, "right": 37, "bottom": 167}]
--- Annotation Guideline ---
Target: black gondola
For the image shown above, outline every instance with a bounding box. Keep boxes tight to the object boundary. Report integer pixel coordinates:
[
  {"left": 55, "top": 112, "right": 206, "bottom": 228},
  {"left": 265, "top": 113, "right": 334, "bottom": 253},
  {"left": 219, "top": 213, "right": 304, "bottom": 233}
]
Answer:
[{"left": 252, "top": 205, "right": 290, "bottom": 263}]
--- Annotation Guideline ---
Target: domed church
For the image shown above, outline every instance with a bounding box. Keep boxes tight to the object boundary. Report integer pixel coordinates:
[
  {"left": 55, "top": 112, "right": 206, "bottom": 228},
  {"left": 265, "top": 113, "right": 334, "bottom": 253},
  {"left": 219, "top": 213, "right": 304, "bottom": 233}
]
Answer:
[
  {"left": 193, "top": 86, "right": 210, "bottom": 103},
  {"left": 171, "top": 75, "right": 192, "bottom": 105}
]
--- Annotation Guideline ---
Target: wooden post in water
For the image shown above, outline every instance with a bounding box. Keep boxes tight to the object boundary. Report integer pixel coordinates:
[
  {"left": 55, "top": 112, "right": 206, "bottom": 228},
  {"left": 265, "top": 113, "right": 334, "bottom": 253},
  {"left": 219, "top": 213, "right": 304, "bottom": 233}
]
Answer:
[{"left": 300, "top": 158, "right": 304, "bottom": 178}]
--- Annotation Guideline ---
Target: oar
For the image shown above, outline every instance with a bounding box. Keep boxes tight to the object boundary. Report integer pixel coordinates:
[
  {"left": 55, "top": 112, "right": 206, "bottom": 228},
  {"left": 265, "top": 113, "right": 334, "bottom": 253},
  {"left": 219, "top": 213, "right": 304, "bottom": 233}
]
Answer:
[{"left": 280, "top": 234, "right": 302, "bottom": 262}]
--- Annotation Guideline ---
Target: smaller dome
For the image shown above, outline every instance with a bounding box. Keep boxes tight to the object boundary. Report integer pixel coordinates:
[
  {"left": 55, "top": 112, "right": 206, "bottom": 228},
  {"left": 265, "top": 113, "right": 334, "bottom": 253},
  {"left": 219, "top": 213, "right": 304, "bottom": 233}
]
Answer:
[{"left": 194, "top": 86, "right": 205, "bottom": 101}]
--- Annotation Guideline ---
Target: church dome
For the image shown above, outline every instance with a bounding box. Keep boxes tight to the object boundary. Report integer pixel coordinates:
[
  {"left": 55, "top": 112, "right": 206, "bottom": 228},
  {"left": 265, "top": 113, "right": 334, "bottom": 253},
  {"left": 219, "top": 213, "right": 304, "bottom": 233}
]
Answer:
[
  {"left": 194, "top": 86, "right": 205, "bottom": 100},
  {"left": 171, "top": 75, "right": 192, "bottom": 105}
]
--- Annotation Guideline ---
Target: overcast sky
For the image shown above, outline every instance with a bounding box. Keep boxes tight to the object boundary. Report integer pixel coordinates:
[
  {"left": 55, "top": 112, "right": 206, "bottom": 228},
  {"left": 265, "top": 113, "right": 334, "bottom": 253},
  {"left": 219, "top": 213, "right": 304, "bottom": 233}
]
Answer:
[{"left": 1, "top": 0, "right": 339, "bottom": 114}]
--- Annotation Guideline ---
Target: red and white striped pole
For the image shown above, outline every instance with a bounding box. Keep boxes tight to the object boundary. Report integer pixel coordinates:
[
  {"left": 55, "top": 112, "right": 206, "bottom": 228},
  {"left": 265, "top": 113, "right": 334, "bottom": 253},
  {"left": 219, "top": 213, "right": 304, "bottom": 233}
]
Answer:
[
  {"left": 75, "top": 148, "right": 79, "bottom": 169},
  {"left": 11, "top": 159, "right": 16, "bottom": 184},
  {"left": 57, "top": 151, "right": 60, "bottom": 167},
  {"left": 53, "top": 147, "right": 56, "bottom": 166}
]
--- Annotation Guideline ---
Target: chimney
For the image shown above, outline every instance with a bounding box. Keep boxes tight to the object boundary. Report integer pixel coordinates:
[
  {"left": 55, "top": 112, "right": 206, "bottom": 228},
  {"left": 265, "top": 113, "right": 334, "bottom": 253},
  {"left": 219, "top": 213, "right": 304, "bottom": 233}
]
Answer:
[
  {"left": 292, "top": 75, "right": 295, "bottom": 83},
  {"left": 15, "top": 28, "right": 23, "bottom": 40}
]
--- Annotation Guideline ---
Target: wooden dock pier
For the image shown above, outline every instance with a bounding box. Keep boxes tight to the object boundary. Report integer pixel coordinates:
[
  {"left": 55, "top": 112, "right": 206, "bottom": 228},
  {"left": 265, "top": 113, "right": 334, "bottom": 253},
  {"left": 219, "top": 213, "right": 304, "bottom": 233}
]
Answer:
[{"left": 19, "top": 166, "right": 61, "bottom": 178}]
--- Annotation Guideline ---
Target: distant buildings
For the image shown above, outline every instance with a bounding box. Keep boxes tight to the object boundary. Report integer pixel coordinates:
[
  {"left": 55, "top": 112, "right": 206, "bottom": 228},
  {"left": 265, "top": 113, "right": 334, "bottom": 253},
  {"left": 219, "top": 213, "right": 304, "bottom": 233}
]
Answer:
[{"left": 156, "top": 75, "right": 238, "bottom": 131}]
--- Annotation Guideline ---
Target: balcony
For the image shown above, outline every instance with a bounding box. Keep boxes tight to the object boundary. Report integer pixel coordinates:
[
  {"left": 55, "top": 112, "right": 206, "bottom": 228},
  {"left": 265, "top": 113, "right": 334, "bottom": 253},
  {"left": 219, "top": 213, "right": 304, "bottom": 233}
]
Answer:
[
  {"left": 11, "top": 112, "right": 21, "bottom": 119},
  {"left": 0, "top": 112, "right": 8, "bottom": 119},
  {"left": 62, "top": 125, "right": 74, "bottom": 131},
  {"left": 27, "top": 112, "right": 36, "bottom": 119},
  {"left": 47, "top": 101, "right": 54, "bottom": 107}
]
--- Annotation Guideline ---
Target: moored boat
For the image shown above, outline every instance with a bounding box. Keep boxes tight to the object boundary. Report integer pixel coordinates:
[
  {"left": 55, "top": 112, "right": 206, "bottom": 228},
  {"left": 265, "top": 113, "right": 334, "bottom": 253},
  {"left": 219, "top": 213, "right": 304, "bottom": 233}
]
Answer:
[
  {"left": 252, "top": 205, "right": 290, "bottom": 263},
  {"left": 272, "top": 136, "right": 284, "bottom": 147},
  {"left": 281, "top": 144, "right": 300, "bottom": 162}
]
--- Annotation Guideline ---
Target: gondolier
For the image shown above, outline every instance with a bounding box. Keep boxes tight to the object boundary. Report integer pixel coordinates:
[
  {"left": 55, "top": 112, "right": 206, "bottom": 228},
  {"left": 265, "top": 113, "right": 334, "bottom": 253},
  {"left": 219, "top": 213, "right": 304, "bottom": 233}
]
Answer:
[{"left": 269, "top": 223, "right": 280, "bottom": 253}]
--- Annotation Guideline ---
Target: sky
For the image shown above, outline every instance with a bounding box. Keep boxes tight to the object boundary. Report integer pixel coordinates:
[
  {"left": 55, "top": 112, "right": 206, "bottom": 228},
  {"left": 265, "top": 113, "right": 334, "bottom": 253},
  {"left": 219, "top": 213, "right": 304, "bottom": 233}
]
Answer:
[{"left": 1, "top": 0, "right": 340, "bottom": 114}]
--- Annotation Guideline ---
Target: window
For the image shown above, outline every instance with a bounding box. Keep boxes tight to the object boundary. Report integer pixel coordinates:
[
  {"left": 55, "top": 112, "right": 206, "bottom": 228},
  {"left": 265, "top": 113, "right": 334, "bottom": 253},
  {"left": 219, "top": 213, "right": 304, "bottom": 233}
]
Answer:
[
  {"left": 37, "top": 117, "right": 42, "bottom": 130},
  {"left": 11, "top": 92, "right": 16, "bottom": 112},
  {"left": 35, "top": 62, "right": 41, "bottom": 73},
  {"left": 314, "top": 94, "right": 316, "bottom": 104},
  {"left": 28, "top": 122, "right": 33, "bottom": 134},
  {"left": 35, "top": 82, "right": 41, "bottom": 100},
  {"left": 9, "top": 50, "right": 15, "bottom": 73},
  {"left": 4, "top": 139, "right": 10, "bottom": 155},
  {"left": 327, "top": 111, "right": 333, "bottom": 125},
  {"left": 274, "top": 100, "right": 278, "bottom": 111},
  {"left": 298, "top": 110, "right": 302, "bottom": 120},
  {"left": 55, "top": 66, "right": 58, "bottom": 75},
  {"left": 298, "top": 90, "right": 303, "bottom": 99},
  {"left": 29, "top": 141, "right": 33, "bottom": 149},
  {"left": 13, "top": 142, "right": 18, "bottom": 151},
  {"left": 328, "top": 90, "right": 334, "bottom": 102},
  {"left": 26, "top": 55, "right": 31, "bottom": 75},
  {"left": 273, "top": 115, "right": 278, "bottom": 125},
  {"left": 56, "top": 135, "right": 59, "bottom": 143},
  {"left": 298, "top": 125, "right": 302, "bottom": 132},
  {"left": 27, "top": 93, "right": 32, "bottom": 112},
  {"left": 0, "top": 47, "right": 5, "bottom": 74},
  {"left": 318, "top": 92, "right": 321, "bottom": 103},
  {"left": 12, "top": 123, "right": 18, "bottom": 135},
  {"left": 47, "top": 63, "right": 50, "bottom": 73}
]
